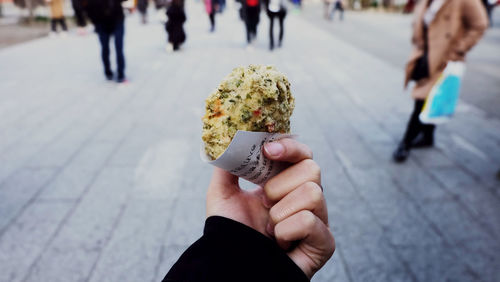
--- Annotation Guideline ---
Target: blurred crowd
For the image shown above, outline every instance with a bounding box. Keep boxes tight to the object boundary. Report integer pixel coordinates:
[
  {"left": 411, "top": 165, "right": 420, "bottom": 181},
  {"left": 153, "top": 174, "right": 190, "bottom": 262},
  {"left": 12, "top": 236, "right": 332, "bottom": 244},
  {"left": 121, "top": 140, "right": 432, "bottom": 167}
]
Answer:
[
  {"left": 39, "top": 0, "right": 496, "bottom": 165},
  {"left": 40, "top": 0, "right": 306, "bottom": 83}
]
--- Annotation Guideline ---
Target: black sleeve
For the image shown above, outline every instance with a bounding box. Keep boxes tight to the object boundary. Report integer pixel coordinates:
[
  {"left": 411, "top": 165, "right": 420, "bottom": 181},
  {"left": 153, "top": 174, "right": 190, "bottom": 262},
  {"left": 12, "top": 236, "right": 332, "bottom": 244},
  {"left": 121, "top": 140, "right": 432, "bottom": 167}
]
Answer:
[{"left": 162, "top": 216, "right": 309, "bottom": 282}]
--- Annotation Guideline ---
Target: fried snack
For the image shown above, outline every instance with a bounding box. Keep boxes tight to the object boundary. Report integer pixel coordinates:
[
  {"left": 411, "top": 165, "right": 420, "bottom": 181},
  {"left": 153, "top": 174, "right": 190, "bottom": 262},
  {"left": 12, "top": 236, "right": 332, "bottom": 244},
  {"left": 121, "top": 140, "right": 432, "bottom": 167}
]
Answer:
[{"left": 202, "top": 65, "right": 295, "bottom": 160}]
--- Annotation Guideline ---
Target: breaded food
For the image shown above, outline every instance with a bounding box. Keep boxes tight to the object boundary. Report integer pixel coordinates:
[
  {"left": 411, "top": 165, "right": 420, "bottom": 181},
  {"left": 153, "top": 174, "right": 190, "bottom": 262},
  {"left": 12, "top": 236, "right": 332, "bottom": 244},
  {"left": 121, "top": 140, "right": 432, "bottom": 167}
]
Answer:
[{"left": 202, "top": 65, "right": 295, "bottom": 160}]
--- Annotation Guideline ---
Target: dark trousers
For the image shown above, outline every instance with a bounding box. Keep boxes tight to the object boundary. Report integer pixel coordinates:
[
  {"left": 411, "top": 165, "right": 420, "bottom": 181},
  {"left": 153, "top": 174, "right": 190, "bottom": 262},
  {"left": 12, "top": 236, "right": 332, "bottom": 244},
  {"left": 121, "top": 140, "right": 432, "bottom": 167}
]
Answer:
[
  {"left": 72, "top": 0, "right": 87, "bottom": 27},
  {"left": 51, "top": 18, "right": 68, "bottom": 32},
  {"left": 403, "top": 100, "right": 435, "bottom": 146},
  {"left": 245, "top": 6, "right": 260, "bottom": 43},
  {"left": 268, "top": 10, "right": 285, "bottom": 49},
  {"left": 96, "top": 21, "right": 125, "bottom": 79},
  {"left": 331, "top": 2, "right": 344, "bottom": 20},
  {"left": 209, "top": 11, "right": 215, "bottom": 30},
  {"left": 74, "top": 9, "right": 87, "bottom": 27}
]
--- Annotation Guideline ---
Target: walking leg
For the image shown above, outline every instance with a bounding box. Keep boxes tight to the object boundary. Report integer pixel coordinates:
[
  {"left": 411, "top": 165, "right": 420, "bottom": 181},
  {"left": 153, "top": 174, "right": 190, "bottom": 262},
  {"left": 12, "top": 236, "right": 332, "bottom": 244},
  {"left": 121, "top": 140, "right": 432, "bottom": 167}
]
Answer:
[
  {"left": 114, "top": 21, "right": 126, "bottom": 80},
  {"left": 269, "top": 14, "right": 274, "bottom": 50},
  {"left": 209, "top": 12, "right": 215, "bottom": 31},
  {"left": 278, "top": 13, "right": 284, "bottom": 47},
  {"left": 60, "top": 17, "right": 68, "bottom": 31},
  {"left": 97, "top": 29, "right": 112, "bottom": 79},
  {"left": 402, "top": 100, "right": 425, "bottom": 146},
  {"left": 246, "top": 22, "right": 252, "bottom": 43},
  {"left": 51, "top": 18, "right": 57, "bottom": 32}
]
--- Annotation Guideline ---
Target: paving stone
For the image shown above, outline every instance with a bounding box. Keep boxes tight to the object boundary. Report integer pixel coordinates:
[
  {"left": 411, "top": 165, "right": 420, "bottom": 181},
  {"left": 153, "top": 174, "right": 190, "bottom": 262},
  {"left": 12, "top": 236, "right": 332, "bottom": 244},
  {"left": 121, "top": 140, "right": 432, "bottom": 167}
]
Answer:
[
  {"left": 397, "top": 244, "right": 481, "bottom": 282},
  {"left": 423, "top": 199, "right": 498, "bottom": 246},
  {"left": 0, "top": 168, "right": 57, "bottom": 234},
  {"left": 0, "top": 201, "right": 73, "bottom": 282},
  {"left": 37, "top": 167, "right": 97, "bottom": 200},
  {"left": 88, "top": 200, "right": 171, "bottom": 282},
  {"left": 23, "top": 167, "right": 134, "bottom": 282},
  {"left": 313, "top": 252, "right": 351, "bottom": 282}
]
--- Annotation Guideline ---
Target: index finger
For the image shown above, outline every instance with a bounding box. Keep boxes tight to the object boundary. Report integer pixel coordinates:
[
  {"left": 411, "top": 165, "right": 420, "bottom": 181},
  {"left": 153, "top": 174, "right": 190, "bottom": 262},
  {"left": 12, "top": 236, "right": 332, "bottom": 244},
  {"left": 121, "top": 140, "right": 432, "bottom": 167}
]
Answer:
[{"left": 263, "top": 138, "right": 313, "bottom": 164}]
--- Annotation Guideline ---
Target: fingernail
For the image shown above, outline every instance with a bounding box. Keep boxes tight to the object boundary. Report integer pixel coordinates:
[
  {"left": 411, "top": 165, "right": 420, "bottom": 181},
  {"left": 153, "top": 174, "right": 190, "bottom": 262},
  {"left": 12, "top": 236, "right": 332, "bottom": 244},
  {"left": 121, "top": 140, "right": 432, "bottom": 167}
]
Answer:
[{"left": 264, "top": 142, "right": 284, "bottom": 157}]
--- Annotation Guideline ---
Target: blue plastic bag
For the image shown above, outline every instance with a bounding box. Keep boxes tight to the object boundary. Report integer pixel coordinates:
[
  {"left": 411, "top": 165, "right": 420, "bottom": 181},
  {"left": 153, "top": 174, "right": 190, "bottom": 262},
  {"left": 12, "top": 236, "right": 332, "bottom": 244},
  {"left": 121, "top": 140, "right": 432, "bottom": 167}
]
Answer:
[{"left": 419, "top": 62, "right": 466, "bottom": 124}]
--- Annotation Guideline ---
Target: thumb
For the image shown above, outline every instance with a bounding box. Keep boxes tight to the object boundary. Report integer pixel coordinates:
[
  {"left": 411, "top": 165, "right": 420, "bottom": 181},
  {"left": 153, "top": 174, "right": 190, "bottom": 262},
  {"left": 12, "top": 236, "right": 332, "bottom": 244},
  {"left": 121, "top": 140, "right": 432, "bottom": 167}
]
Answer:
[{"left": 207, "top": 167, "right": 240, "bottom": 199}]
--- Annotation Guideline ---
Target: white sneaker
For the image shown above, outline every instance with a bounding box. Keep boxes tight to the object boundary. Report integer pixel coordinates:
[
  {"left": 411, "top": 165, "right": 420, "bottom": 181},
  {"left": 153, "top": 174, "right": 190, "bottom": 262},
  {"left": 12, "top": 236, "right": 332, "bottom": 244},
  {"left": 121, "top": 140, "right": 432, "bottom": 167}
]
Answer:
[
  {"left": 49, "top": 31, "right": 57, "bottom": 38},
  {"left": 166, "top": 43, "right": 174, "bottom": 53},
  {"left": 77, "top": 27, "right": 87, "bottom": 36},
  {"left": 60, "top": 31, "right": 68, "bottom": 38}
]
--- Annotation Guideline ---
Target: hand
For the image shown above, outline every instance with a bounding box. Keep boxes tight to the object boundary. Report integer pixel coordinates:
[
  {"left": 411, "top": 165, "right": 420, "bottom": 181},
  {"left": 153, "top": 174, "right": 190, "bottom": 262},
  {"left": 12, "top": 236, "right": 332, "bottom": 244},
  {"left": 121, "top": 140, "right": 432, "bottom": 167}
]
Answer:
[{"left": 206, "top": 139, "right": 335, "bottom": 279}]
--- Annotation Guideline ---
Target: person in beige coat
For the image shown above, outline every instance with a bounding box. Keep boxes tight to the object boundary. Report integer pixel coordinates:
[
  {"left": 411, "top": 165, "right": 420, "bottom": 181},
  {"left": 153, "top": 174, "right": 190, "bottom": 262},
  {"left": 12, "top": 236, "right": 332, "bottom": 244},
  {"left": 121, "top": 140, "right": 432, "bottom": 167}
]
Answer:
[
  {"left": 393, "top": 0, "right": 488, "bottom": 163},
  {"left": 46, "top": 0, "right": 68, "bottom": 34}
]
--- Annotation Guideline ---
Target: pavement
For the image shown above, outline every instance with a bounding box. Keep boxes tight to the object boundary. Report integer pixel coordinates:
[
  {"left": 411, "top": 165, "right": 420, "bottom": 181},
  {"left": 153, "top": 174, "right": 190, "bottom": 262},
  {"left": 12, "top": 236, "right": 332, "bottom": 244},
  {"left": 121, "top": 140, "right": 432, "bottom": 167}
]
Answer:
[{"left": 0, "top": 1, "right": 499, "bottom": 282}]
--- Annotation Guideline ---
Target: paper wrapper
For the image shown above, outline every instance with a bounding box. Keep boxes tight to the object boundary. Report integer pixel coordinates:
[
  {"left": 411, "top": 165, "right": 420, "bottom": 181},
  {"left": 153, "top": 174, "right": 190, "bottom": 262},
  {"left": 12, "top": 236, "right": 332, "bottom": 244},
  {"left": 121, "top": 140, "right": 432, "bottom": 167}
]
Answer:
[{"left": 201, "top": 131, "right": 294, "bottom": 185}]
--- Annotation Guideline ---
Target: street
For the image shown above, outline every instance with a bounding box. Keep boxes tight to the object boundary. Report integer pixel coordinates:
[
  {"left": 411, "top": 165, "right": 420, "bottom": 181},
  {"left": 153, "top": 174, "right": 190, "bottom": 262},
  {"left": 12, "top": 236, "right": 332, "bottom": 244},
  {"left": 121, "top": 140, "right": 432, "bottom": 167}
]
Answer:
[{"left": 0, "top": 1, "right": 499, "bottom": 282}]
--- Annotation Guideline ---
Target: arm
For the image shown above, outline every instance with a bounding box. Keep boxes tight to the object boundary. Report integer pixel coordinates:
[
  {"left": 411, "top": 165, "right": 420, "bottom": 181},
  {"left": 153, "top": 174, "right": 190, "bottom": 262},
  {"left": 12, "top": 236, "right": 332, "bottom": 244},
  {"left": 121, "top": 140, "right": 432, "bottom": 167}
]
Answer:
[
  {"left": 164, "top": 139, "right": 335, "bottom": 281},
  {"left": 163, "top": 217, "right": 309, "bottom": 282},
  {"left": 451, "top": 0, "right": 488, "bottom": 61}
]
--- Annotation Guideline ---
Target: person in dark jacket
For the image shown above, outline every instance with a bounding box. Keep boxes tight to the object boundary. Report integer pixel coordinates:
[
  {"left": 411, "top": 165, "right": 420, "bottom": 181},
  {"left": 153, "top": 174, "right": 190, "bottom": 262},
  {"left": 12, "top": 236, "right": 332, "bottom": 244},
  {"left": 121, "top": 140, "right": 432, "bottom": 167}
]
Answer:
[
  {"left": 85, "top": 0, "right": 127, "bottom": 83},
  {"left": 165, "top": 0, "right": 186, "bottom": 51},
  {"left": 163, "top": 139, "right": 335, "bottom": 282}
]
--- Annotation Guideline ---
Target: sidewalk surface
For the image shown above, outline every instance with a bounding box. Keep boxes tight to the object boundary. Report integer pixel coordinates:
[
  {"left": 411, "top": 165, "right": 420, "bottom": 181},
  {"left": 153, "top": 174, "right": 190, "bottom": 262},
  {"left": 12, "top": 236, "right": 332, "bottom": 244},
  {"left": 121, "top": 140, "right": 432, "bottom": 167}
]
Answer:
[{"left": 0, "top": 1, "right": 499, "bottom": 282}]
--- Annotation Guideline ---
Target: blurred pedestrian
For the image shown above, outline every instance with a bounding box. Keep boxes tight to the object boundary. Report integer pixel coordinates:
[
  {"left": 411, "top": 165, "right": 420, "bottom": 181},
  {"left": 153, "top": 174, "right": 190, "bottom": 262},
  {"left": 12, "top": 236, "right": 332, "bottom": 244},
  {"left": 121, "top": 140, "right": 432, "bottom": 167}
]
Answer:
[
  {"left": 323, "top": 0, "right": 333, "bottom": 19},
  {"left": 393, "top": 0, "right": 488, "bottom": 163},
  {"left": 330, "top": 0, "right": 344, "bottom": 21},
  {"left": 482, "top": 0, "right": 497, "bottom": 26},
  {"left": 404, "top": 0, "right": 416, "bottom": 14},
  {"left": 166, "top": 0, "right": 186, "bottom": 51},
  {"left": 219, "top": 0, "right": 226, "bottom": 12},
  {"left": 85, "top": 0, "right": 128, "bottom": 83},
  {"left": 71, "top": 0, "right": 87, "bottom": 35},
  {"left": 204, "top": 0, "right": 219, "bottom": 32},
  {"left": 264, "top": 0, "right": 287, "bottom": 50},
  {"left": 45, "top": 0, "right": 68, "bottom": 36},
  {"left": 243, "top": 0, "right": 261, "bottom": 46},
  {"left": 138, "top": 0, "right": 149, "bottom": 24}
]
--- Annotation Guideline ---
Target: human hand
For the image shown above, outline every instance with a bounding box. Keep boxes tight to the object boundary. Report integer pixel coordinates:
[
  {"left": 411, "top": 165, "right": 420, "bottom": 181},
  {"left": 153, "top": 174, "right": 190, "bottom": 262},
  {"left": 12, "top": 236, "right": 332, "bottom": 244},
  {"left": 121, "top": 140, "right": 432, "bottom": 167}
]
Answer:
[{"left": 206, "top": 139, "right": 335, "bottom": 279}]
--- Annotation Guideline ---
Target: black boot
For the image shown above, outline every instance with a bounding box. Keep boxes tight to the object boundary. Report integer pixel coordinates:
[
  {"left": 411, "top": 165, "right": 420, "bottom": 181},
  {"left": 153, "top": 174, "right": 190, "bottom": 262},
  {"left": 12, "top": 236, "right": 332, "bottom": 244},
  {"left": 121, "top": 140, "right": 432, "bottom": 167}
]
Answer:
[
  {"left": 411, "top": 134, "right": 434, "bottom": 148},
  {"left": 105, "top": 70, "right": 113, "bottom": 81},
  {"left": 393, "top": 142, "right": 410, "bottom": 163},
  {"left": 412, "top": 124, "right": 435, "bottom": 148}
]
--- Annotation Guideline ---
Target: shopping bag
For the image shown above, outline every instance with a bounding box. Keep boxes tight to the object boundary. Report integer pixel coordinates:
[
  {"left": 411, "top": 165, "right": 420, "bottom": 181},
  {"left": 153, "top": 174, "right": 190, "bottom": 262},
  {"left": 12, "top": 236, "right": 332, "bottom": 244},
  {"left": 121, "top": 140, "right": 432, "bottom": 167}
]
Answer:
[{"left": 419, "top": 61, "right": 466, "bottom": 124}]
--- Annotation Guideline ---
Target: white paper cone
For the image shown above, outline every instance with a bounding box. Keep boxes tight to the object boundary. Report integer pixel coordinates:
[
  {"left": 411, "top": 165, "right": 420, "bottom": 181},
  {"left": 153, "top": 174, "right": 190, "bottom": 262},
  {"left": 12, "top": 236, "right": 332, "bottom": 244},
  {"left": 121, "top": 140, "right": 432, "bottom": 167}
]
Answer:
[{"left": 201, "top": 131, "right": 294, "bottom": 185}]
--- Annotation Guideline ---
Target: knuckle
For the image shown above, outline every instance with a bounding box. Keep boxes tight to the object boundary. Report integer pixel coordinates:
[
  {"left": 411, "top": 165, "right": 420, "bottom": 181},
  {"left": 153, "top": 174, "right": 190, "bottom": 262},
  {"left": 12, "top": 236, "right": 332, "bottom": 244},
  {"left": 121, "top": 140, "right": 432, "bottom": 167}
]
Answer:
[
  {"left": 269, "top": 206, "right": 282, "bottom": 224},
  {"left": 263, "top": 182, "right": 280, "bottom": 201},
  {"left": 298, "top": 210, "right": 316, "bottom": 229},
  {"left": 302, "top": 159, "right": 321, "bottom": 179},
  {"left": 305, "top": 182, "right": 323, "bottom": 206}
]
